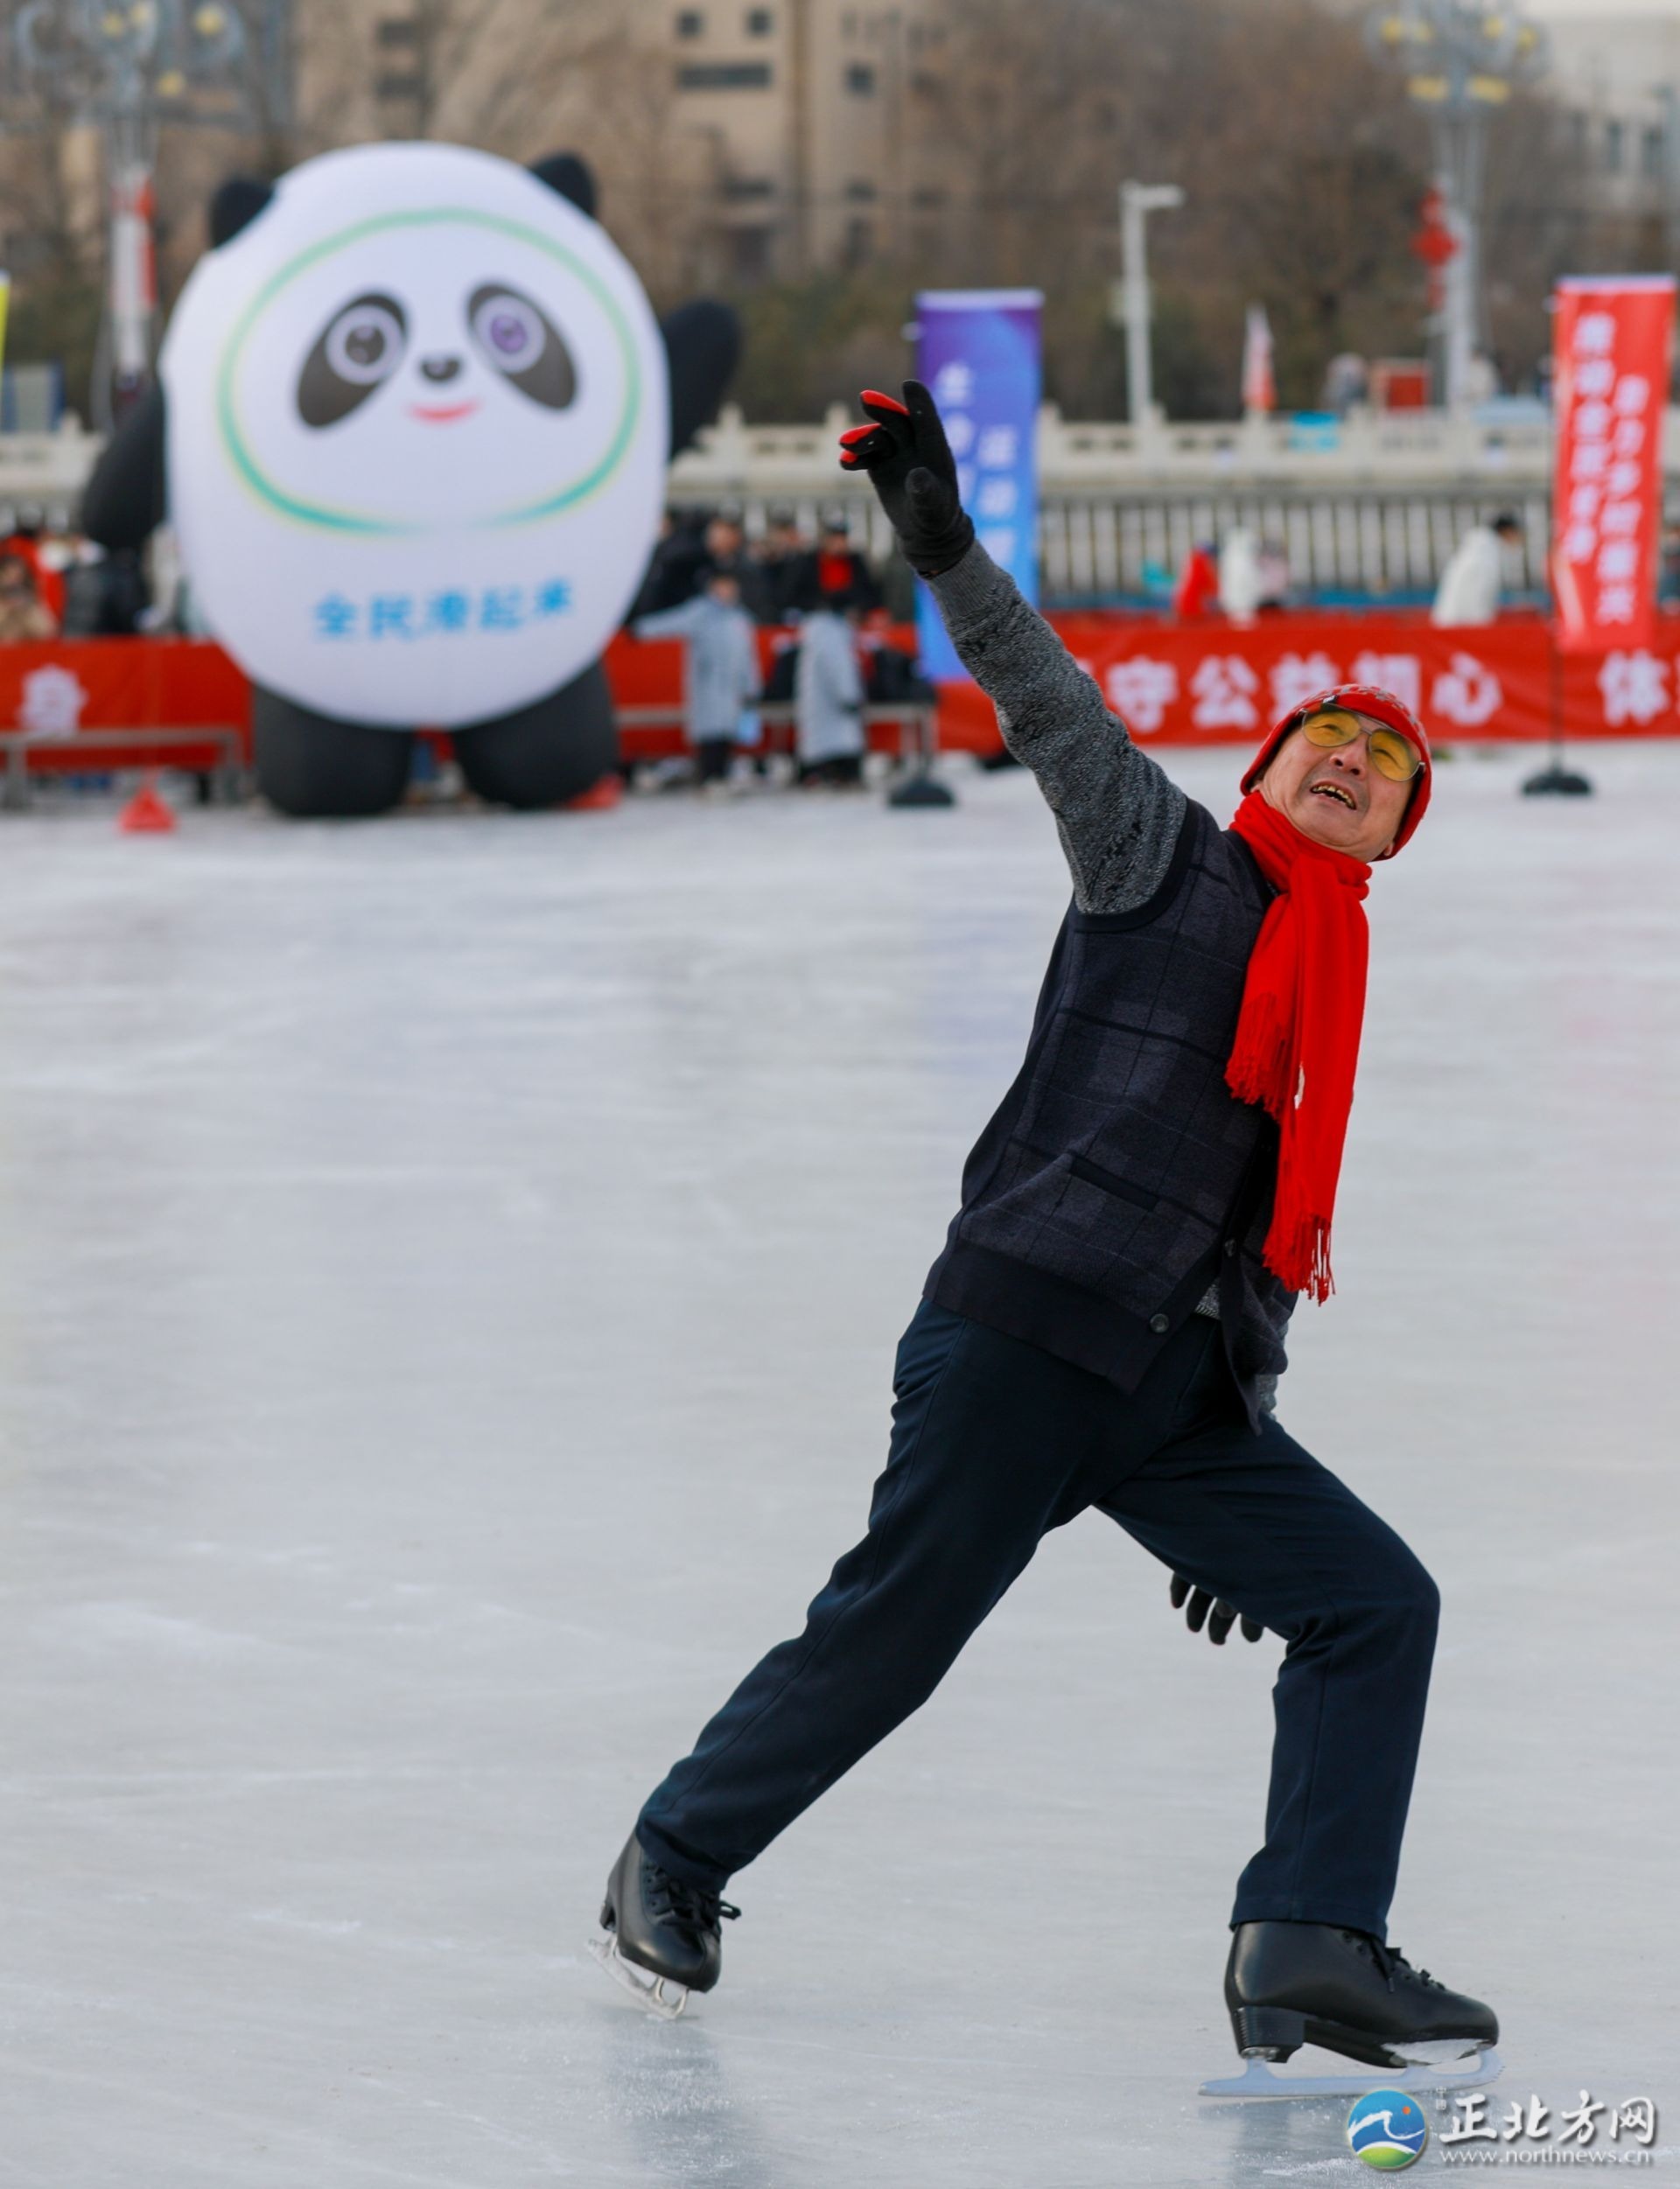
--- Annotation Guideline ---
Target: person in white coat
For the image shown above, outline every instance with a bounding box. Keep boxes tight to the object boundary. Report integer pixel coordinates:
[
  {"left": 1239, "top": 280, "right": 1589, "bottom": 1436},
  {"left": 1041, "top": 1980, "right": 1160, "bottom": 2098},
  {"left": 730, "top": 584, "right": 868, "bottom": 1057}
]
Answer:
[
  {"left": 1217, "top": 525, "right": 1264, "bottom": 626},
  {"left": 794, "top": 591, "right": 867, "bottom": 787},
  {"left": 634, "top": 570, "right": 761, "bottom": 788},
  {"left": 1432, "top": 513, "right": 1521, "bottom": 628}
]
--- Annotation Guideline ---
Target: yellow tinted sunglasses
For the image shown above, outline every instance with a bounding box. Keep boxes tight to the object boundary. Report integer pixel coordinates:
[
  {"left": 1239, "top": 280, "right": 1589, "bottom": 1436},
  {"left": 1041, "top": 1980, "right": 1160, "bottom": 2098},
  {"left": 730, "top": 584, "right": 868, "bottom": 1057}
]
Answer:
[{"left": 1300, "top": 707, "right": 1424, "bottom": 783}]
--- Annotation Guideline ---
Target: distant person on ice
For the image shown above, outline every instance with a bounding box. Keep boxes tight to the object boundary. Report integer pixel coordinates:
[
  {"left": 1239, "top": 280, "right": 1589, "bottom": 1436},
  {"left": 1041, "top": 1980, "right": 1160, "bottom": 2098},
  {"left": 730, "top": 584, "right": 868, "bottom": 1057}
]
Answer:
[
  {"left": 633, "top": 569, "right": 761, "bottom": 793},
  {"left": 1432, "top": 510, "right": 1522, "bottom": 627},
  {"left": 594, "top": 381, "right": 1498, "bottom": 2083},
  {"left": 793, "top": 586, "right": 867, "bottom": 788}
]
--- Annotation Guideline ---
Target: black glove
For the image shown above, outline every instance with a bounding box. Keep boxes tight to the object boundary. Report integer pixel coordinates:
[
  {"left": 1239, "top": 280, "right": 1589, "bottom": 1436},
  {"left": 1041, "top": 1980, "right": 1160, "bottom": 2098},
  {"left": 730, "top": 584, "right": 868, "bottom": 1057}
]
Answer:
[
  {"left": 1170, "top": 1573, "right": 1264, "bottom": 1647},
  {"left": 837, "top": 380, "right": 975, "bottom": 578}
]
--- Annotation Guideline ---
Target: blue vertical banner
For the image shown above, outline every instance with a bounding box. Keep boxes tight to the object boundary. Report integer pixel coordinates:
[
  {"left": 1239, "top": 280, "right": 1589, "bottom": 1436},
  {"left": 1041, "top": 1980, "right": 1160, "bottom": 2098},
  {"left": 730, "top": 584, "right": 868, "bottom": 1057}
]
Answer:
[{"left": 914, "top": 288, "right": 1042, "bottom": 682}]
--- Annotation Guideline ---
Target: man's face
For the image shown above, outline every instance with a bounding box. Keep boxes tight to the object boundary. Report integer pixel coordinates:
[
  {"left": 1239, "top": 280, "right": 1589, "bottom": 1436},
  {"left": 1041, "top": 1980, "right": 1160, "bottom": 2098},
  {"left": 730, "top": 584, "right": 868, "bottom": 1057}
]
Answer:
[{"left": 1260, "top": 716, "right": 1418, "bottom": 861}]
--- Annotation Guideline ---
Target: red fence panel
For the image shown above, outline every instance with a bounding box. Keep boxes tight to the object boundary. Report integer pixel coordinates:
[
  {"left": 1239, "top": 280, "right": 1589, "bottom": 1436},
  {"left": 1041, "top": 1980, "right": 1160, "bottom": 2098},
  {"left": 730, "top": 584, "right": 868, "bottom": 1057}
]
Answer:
[
  {"left": 935, "top": 610, "right": 1680, "bottom": 751},
  {"left": 6, "top": 616, "right": 1680, "bottom": 777}
]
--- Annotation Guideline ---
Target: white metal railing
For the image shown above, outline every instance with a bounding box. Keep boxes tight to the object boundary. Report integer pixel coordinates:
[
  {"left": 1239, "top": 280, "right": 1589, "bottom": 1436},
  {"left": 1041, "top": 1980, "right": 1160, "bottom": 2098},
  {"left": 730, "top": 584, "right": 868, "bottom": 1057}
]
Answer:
[
  {"left": 7, "top": 396, "right": 1674, "bottom": 598},
  {"left": 667, "top": 398, "right": 1596, "bottom": 501},
  {"left": 0, "top": 421, "right": 107, "bottom": 516},
  {"left": 663, "top": 402, "right": 1601, "bottom": 596}
]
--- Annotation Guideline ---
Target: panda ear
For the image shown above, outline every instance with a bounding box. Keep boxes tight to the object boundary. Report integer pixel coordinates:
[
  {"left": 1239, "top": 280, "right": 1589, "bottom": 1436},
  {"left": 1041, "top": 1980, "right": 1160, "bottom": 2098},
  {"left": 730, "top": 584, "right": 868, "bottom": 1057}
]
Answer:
[
  {"left": 528, "top": 153, "right": 598, "bottom": 220},
  {"left": 209, "top": 175, "right": 274, "bottom": 249}
]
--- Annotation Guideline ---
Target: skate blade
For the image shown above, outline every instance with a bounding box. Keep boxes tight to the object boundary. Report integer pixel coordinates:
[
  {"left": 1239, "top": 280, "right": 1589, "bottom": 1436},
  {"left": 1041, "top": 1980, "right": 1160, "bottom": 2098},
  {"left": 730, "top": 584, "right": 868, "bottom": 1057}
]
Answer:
[
  {"left": 587, "top": 1931, "right": 691, "bottom": 2021},
  {"left": 1200, "top": 2046, "right": 1502, "bottom": 2100}
]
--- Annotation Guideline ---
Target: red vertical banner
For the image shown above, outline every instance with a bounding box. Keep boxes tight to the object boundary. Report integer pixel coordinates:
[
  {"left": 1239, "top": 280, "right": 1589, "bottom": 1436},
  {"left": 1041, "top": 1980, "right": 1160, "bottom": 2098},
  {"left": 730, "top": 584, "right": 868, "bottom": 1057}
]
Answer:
[{"left": 1551, "top": 276, "right": 1675, "bottom": 654}]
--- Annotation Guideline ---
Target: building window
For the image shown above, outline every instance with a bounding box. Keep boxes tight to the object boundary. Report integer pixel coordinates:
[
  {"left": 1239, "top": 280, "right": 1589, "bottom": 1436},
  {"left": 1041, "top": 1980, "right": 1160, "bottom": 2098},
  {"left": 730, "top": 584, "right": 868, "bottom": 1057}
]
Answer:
[
  {"left": 730, "top": 227, "right": 774, "bottom": 283},
  {"left": 1605, "top": 117, "right": 1624, "bottom": 172},
  {"left": 845, "top": 62, "right": 875, "bottom": 94},
  {"left": 1642, "top": 123, "right": 1666, "bottom": 179},
  {"left": 724, "top": 174, "right": 776, "bottom": 199},
  {"left": 844, "top": 178, "right": 877, "bottom": 201},
  {"left": 843, "top": 214, "right": 873, "bottom": 268},
  {"left": 745, "top": 5, "right": 773, "bottom": 31},
  {"left": 911, "top": 185, "right": 946, "bottom": 209},
  {"left": 375, "top": 17, "right": 417, "bottom": 45},
  {"left": 375, "top": 71, "right": 423, "bottom": 100},
  {"left": 676, "top": 9, "right": 704, "bottom": 36},
  {"left": 678, "top": 59, "right": 772, "bottom": 87}
]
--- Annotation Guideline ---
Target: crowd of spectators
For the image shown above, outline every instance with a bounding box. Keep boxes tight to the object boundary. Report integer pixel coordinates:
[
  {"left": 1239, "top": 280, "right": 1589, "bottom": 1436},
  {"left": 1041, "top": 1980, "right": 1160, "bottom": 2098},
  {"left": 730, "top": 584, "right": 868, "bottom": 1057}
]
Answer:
[
  {"left": 0, "top": 502, "right": 156, "bottom": 640},
  {"left": 628, "top": 506, "right": 928, "bottom": 794},
  {"left": 633, "top": 506, "right": 886, "bottom": 626}
]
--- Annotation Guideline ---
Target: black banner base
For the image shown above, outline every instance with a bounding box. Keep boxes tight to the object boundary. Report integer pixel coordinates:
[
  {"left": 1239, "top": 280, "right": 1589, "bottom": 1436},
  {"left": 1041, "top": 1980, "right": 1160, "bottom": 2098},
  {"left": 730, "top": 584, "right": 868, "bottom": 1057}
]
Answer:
[{"left": 1522, "top": 764, "right": 1594, "bottom": 797}]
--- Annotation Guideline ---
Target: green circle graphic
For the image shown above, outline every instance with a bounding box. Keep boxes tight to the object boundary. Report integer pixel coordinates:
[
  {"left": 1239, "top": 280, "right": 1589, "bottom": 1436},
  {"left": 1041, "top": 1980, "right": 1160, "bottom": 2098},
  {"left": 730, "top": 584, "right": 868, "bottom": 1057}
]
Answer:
[{"left": 214, "top": 206, "right": 645, "bottom": 535}]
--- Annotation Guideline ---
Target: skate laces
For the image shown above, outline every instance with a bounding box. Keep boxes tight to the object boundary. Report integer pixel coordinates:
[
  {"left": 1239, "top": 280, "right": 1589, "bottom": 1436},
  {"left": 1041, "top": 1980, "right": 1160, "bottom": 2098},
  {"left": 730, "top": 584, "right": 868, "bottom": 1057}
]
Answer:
[
  {"left": 650, "top": 1866, "right": 741, "bottom": 1937},
  {"left": 1361, "top": 1935, "right": 1440, "bottom": 1993}
]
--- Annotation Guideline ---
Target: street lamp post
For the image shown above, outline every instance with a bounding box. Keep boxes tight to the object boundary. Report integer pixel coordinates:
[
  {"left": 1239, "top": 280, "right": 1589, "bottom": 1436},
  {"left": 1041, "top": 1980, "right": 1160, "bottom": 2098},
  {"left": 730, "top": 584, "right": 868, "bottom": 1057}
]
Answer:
[
  {"left": 1117, "top": 180, "right": 1185, "bottom": 431},
  {"left": 1367, "top": 2, "right": 1546, "bottom": 414},
  {"left": 13, "top": 0, "right": 250, "bottom": 426}
]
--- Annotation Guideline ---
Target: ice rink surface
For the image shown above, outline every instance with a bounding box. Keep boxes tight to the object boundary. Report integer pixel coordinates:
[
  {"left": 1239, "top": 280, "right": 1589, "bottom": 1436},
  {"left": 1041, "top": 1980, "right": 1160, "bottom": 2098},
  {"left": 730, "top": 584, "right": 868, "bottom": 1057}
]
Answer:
[{"left": 0, "top": 743, "right": 1675, "bottom": 2186}]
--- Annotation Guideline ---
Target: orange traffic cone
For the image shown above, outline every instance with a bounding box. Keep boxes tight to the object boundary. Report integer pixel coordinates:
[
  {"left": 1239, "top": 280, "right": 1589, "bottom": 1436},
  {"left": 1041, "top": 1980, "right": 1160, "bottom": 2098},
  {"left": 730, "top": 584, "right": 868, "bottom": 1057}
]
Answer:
[
  {"left": 563, "top": 772, "right": 623, "bottom": 812},
  {"left": 118, "top": 774, "right": 178, "bottom": 835}
]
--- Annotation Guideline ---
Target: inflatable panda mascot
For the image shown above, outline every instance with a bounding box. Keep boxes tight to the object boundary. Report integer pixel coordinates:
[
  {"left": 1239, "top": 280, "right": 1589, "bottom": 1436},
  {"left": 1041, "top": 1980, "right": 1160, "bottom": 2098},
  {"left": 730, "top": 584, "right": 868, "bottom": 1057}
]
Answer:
[{"left": 81, "top": 143, "right": 739, "bottom": 816}]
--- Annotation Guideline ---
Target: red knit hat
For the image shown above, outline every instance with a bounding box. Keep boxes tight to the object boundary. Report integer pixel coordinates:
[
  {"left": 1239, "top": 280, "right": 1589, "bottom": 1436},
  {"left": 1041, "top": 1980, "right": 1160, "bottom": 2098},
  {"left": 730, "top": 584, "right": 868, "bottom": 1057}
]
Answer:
[{"left": 1242, "top": 684, "right": 1432, "bottom": 859}]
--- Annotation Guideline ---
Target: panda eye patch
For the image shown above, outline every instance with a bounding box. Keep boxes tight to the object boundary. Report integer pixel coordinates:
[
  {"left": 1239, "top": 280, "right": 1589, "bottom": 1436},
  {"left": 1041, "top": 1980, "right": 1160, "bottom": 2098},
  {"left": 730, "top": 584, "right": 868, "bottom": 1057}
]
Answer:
[
  {"left": 298, "top": 293, "right": 408, "bottom": 427},
  {"left": 467, "top": 283, "right": 575, "bottom": 409}
]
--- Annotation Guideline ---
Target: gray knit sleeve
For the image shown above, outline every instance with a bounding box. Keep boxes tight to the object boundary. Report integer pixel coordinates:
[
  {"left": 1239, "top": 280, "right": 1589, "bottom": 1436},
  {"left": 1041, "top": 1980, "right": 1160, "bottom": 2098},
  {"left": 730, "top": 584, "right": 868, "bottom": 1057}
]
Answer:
[{"left": 927, "top": 542, "right": 1186, "bottom": 913}]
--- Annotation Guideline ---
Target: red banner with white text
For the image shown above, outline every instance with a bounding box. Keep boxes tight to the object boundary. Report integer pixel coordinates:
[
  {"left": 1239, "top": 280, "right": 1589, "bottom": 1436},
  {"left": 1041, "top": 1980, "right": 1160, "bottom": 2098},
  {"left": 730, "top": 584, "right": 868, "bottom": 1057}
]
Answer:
[
  {"left": 934, "top": 612, "right": 1680, "bottom": 750},
  {"left": 1550, "top": 276, "right": 1675, "bottom": 656},
  {"left": 8, "top": 621, "right": 1680, "bottom": 774}
]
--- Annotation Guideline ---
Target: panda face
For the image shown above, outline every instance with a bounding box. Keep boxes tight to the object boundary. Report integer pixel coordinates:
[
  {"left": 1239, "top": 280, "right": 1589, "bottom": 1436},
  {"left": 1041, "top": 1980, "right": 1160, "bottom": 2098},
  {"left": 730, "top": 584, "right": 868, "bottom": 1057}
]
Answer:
[
  {"left": 161, "top": 141, "right": 669, "bottom": 729},
  {"left": 297, "top": 282, "right": 577, "bottom": 431},
  {"left": 220, "top": 209, "right": 641, "bottom": 533}
]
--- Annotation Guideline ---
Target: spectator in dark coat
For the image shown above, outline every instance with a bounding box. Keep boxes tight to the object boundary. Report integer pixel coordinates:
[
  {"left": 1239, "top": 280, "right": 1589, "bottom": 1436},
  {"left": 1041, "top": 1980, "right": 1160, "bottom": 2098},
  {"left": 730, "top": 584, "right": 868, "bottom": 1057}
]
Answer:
[
  {"left": 633, "top": 508, "right": 710, "bottom": 618},
  {"left": 699, "top": 514, "right": 774, "bottom": 623},
  {"left": 753, "top": 509, "right": 809, "bottom": 623},
  {"left": 786, "top": 514, "right": 882, "bottom": 619}
]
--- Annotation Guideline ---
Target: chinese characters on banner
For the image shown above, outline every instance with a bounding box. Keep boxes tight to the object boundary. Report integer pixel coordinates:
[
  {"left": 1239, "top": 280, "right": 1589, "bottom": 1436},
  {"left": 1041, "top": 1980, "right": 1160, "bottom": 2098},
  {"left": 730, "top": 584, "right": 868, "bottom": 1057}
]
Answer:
[
  {"left": 914, "top": 289, "right": 1043, "bottom": 682},
  {"left": 1551, "top": 275, "right": 1676, "bottom": 654},
  {"left": 927, "top": 614, "right": 1608, "bottom": 748}
]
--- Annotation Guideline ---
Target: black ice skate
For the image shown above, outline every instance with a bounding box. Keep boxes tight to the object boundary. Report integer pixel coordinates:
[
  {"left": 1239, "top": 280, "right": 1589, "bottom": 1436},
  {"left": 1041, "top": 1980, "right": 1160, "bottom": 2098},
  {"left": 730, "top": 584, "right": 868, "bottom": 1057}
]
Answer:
[
  {"left": 588, "top": 1831, "right": 741, "bottom": 2021},
  {"left": 1200, "top": 1921, "right": 1502, "bottom": 2099}
]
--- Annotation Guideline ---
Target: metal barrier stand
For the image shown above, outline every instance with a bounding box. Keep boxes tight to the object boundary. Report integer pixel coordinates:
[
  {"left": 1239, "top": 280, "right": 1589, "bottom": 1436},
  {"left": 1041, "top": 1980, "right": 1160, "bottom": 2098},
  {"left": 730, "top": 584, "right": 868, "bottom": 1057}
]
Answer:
[
  {"left": 0, "top": 727, "right": 245, "bottom": 812},
  {"left": 615, "top": 701, "right": 951, "bottom": 804}
]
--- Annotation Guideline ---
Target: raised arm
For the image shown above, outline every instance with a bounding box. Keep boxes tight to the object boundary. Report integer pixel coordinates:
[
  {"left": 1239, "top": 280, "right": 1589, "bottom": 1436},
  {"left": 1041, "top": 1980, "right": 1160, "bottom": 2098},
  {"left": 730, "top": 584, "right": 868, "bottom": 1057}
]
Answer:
[
  {"left": 631, "top": 598, "right": 706, "bottom": 643},
  {"left": 839, "top": 382, "right": 1184, "bottom": 914}
]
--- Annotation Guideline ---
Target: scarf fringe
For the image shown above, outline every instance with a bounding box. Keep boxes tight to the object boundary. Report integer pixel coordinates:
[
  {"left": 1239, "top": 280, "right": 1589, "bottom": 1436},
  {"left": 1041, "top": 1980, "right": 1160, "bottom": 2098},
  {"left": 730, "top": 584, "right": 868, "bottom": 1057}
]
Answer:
[{"left": 1263, "top": 1211, "right": 1336, "bottom": 1305}]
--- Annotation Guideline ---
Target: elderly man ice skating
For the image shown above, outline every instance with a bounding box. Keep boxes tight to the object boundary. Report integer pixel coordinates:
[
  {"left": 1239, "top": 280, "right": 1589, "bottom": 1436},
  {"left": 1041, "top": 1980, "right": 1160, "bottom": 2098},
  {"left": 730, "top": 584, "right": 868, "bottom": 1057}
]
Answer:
[{"left": 592, "top": 381, "right": 1497, "bottom": 2081}]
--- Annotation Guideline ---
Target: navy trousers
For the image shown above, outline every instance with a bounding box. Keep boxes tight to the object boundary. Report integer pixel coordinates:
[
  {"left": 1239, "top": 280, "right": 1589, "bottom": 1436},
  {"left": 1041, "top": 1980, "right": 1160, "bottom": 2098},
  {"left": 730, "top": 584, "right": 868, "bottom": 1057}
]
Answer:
[{"left": 637, "top": 1300, "right": 1439, "bottom": 1941}]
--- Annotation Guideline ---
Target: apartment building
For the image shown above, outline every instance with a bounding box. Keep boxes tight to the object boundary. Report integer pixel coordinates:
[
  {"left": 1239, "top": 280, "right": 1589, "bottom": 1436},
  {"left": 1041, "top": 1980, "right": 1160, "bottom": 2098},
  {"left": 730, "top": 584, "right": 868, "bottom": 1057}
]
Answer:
[
  {"left": 290, "top": 0, "right": 956, "bottom": 284},
  {"left": 1321, "top": 0, "right": 1680, "bottom": 221},
  {"left": 657, "top": 0, "right": 954, "bottom": 277},
  {"left": 1528, "top": 0, "right": 1680, "bottom": 220}
]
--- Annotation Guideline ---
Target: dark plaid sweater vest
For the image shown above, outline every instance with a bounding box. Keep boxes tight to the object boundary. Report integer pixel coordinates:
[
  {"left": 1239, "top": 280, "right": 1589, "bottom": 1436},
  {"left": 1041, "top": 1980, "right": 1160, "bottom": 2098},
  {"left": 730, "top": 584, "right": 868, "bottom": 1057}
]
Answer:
[{"left": 924, "top": 801, "right": 1296, "bottom": 1406}]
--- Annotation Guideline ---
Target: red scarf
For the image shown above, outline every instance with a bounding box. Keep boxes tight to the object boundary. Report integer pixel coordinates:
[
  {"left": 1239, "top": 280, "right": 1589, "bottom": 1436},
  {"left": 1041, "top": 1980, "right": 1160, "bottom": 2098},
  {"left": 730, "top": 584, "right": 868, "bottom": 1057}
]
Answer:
[{"left": 1226, "top": 792, "right": 1371, "bottom": 1303}]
